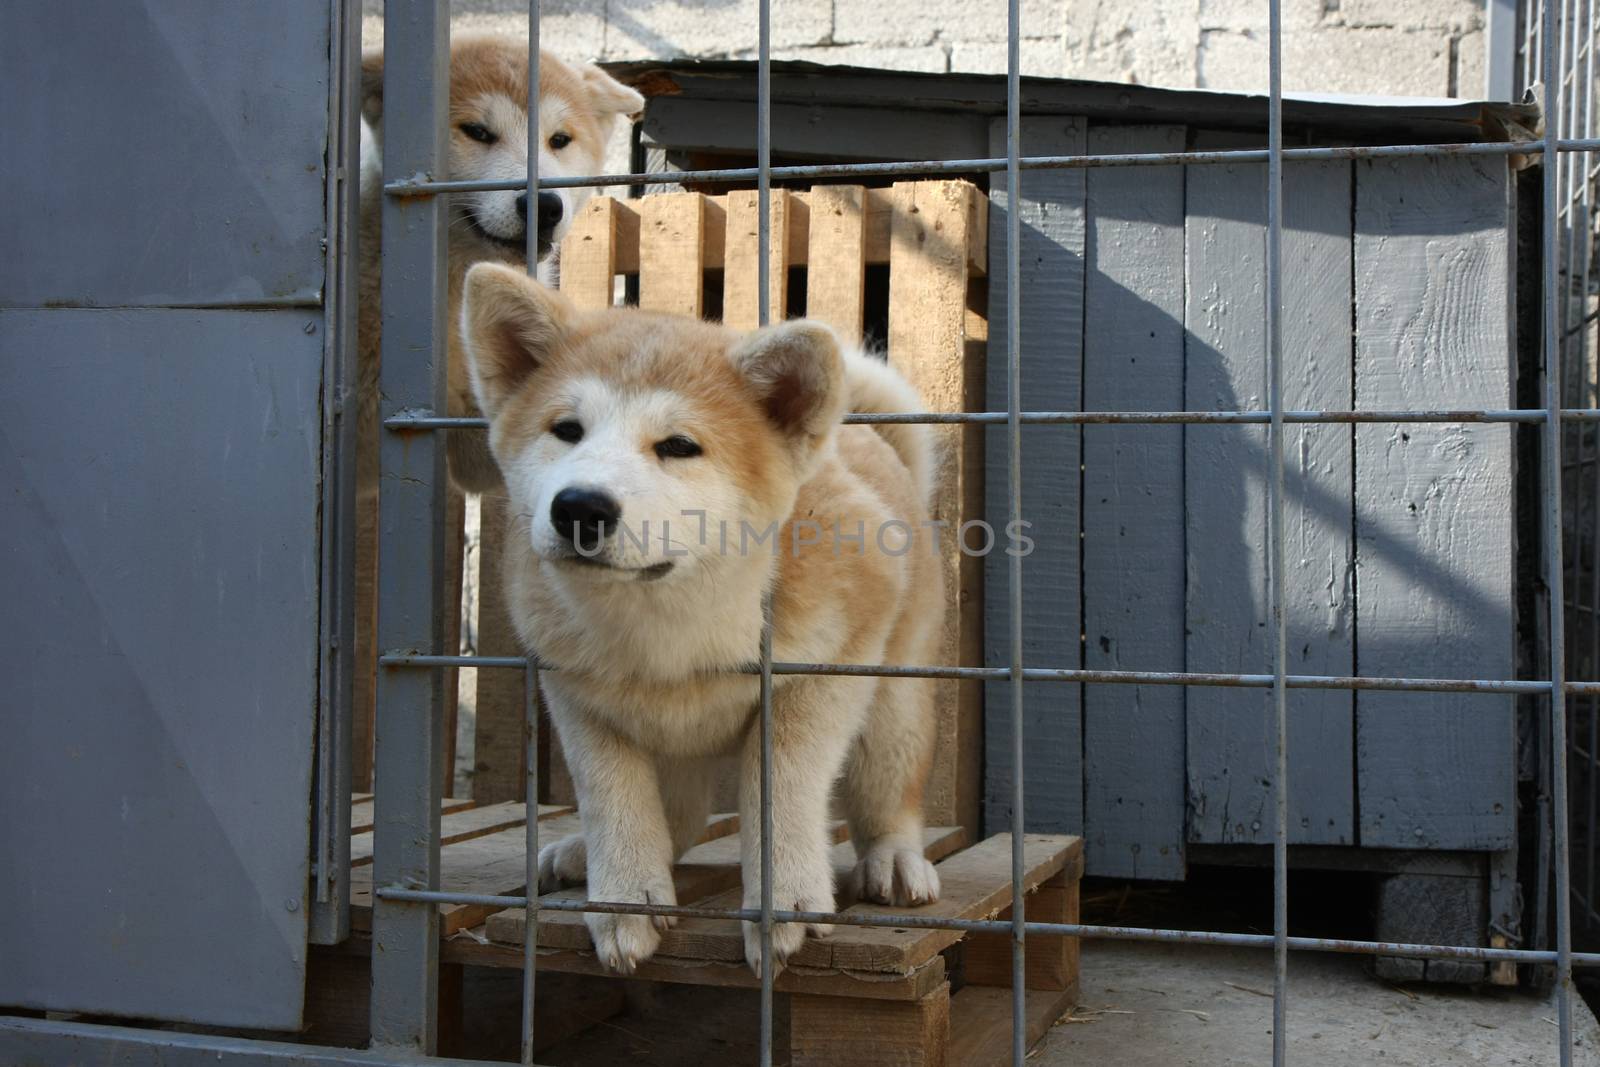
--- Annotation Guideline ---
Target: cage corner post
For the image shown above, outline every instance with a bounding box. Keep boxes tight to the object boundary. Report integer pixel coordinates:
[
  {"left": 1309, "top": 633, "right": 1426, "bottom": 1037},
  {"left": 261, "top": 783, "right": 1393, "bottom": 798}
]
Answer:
[{"left": 369, "top": 0, "right": 451, "bottom": 1053}]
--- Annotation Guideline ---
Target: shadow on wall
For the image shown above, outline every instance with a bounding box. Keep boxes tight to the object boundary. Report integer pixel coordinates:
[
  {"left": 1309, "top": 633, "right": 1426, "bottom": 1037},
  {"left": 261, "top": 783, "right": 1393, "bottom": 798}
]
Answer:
[{"left": 983, "top": 148, "right": 1519, "bottom": 873}]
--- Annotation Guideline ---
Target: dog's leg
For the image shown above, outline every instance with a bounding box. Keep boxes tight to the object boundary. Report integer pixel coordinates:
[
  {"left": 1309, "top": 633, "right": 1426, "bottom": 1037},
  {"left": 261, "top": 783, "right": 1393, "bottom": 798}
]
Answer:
[
  {"left": 553, "top": 706, "right": 677, "bottom": 975},
  {"left": 659, "top": 755, "right": 718, "bottom": 861},
  {"left": 738, "top": 677, "right": 869, "bottom": 978},
  {"left": 841, "top": 673, "right": 941, "bottom": 907}
]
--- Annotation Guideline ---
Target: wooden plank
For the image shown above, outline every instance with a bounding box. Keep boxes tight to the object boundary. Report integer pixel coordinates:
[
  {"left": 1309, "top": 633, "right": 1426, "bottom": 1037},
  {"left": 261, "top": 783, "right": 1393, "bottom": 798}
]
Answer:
[
  {"left": 888, "top": 179, "right": 987, "bottom": 838},
  {"left": 352, "top": 492, "right": 377, "bottom": 792},
  {"left": 816, "top": 834, "right": 1073, "bottom": 975},
  {"left": 805, "top": 184, "right": 868, "bottom": 340},
  {"left": 443, "top": 935, "right": 949, "bottom": 1002},
  {"left": 1353, "top": 154, "right": 1516, "bottom": 849},
  {"left": 639, "top": 192, "right": 708, "bottom": 317},
  {"left": 1080, "top": 123, "right": 1188, "bottom": 881},
  {"left": 349, "top": 794, "right": 474, "bottom": 836},
  {"left": 791, "top": 982, "right": 950, "bottom": 1067},
  {"left": 946, "top": 985, "right": 1076, "bottom": 1067},
  {"left": 441, "top": 486, "right": 464, "bottom": 797},
  {"left": 960, "top": 855, "right": 1081, "bottom": 992},
  {"left": 350, "top": 813, "right": 585, "bottom": 934},
  {"left": 1183, "top": 132, "right": 1356, "bottom": 846},
  {"left": 507, "top": 826, "right": 970, "bottom": 960},
  {"left": 349, "top": 801, "right": 573, "bottom": 866},
  {"left": 983, "top": 118, "right": 1085, "bottom": 840},
  {"left": 558, "top": 196, "right": 625, "bottom": 310},
  {"left": 608, "top": 188, "right": 985, "bottom": 277},
  {"left": 471, "top": 493, "right": 532, "bottom": 804},
  {"left": 494, "top": 834, "right": 1073, "bottom": 977},
  {"left": 722, "top": 188, "right": 793, "bottom": 330}
]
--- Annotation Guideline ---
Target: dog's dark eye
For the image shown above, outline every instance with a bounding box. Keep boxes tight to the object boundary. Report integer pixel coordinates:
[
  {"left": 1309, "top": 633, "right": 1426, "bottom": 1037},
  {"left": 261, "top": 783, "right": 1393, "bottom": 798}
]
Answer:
[
  {"left": 655, "top": 435, "right": 702, "bottom": 460},
  {"left": 551, "top": 420, "right": 584, "bottom": 444},
  {"left": 459, "top": 122, "right": 497, "bottom": 145},
  {"left": 548, "top": 131, "right": 572, "bottom": 150}
]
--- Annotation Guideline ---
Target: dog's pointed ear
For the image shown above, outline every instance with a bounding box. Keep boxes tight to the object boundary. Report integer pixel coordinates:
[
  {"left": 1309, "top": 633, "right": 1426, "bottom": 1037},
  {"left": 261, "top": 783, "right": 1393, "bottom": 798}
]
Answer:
[
  {"left": 731, "top": 320, "right": 847, "bottom": 456},
  {"left": 460, "top": 263, "right": 571, "bottom": 420},
  {"left": 360, "top": 48, "right": 385, "bottom": 128},
  {"left": 579, "top": 64, "right": 645, "bottom": 122}
]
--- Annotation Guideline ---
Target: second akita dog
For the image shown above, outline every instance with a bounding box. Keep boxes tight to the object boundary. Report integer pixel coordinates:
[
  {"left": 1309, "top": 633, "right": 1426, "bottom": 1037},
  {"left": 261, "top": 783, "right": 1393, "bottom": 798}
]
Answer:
[{"left": 460, "top": 262, "right": 945, "bottom": 977}]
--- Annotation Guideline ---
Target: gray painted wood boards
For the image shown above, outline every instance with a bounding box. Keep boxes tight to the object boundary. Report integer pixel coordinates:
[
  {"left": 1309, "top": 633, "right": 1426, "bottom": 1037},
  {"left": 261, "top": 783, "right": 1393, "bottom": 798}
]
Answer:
[
  {"left": 984, "top": 132, "right": 1516, "bottom": 870},
  {"left": 1183, "top": 134, "right": 1357, "bottom": 847},
  {"left": 984, "top": 116, "right": 1086, "bottom": 837},
  {"left": 1082, "top": 124, "right": 1189, "bottom": 879},
  {"left": 1353, "top": 155, "right": 1516, "bottom": 850}
]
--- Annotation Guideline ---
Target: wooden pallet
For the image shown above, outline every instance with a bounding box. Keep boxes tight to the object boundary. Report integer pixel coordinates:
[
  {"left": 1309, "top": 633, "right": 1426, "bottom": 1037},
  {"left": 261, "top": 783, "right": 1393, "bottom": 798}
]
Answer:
[
  {"left": 430, "top": 820, "right": 1083, "bottom": 1067},
  {"left": 464, "top": 181, "right": 990, "bottom": 851}
]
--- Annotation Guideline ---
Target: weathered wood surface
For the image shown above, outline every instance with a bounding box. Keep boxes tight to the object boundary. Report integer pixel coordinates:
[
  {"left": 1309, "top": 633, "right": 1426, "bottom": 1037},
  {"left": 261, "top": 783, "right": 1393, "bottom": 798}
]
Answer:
[
  {"left": 349, "top": 800, "right": 571, "bottom": 866},
  {"left": 1184, "top": 132, "right": 1357, "bottom": 846},
  {"left": 349, "top": 794, "right": 474, "bottom": 836},
  {"left": 558, "top": 188, "right": 985, "bottom": 279},
  {"left": 723, "top": 188, "right": 796, "bottom": 329},
  {"left": 1081, "top": 123, "right": 1188, "bottom": 880},
  {"left": 486, "top": 832, "right": 1077, "bottom": 984},
  {"left": 888, "top": 179, "right": 987, "bottom": 836},
  {"left": 639, "top": 191, "right": 709, "bottom": 317},
  {"left": 983, "top": 116, "right": 1086, "bottom": 839},
  {"left": 791, "top": 983, "right": 951, "bottom": 1067},
  {"left": 1353, "top": 155, "right": 1516, "bottom": 850},
  {"left": 805, "top": 184, "right": 868, "bottom": 338},
  {"left": 495, "top": 825, "right": 971, "bottom": 964},
  {"left": 349, "top": 808, "right": 582, "bottom": 934}
]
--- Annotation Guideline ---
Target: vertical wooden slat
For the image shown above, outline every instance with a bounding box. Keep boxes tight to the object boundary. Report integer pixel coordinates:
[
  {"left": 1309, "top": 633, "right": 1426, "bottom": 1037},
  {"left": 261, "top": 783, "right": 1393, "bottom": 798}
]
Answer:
[
  {"left": 470, "top": 495, "right": 524, "bottom": 804},
  {"left": 724, "top": 188, "right": 792, "bottom": 330},
  {"left": 1080, "top": 124, "right": 1187, "bottom": 880},
  {"left": 983, "top": 119, "right": 1085, "bottom": 840},
  {"left": 558, "top": 197, "right": 621, "bottom": 310},
  {"left": 440, "top": 486, "right": 464, "bottom": 796},
  {"left": 1354, "top": 155, "right": 1516, "bottom": 849},
  {"left": 639, "top": 193, "right": 706, "bottom": 317},
  {"left": 889, "top": 179, "right": 985, "bottom": 837},
  {"left": 1183, "top": 132, "right": 1355, "bottom": 847},
  {"left": 353, "top": 491, "right": 377, "bottom": 792},
  {"left": 805, "top": 185, "right": 868, "bottom": 339}
]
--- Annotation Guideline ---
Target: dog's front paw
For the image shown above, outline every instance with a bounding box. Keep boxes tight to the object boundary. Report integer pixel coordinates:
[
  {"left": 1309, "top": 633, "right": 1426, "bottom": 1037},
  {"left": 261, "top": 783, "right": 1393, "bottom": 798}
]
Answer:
[
  {"left": 537, "top": 833, "right": 587, "bottom": 892},
  {"left": 851, "top": 843, "right": 941, "bottom": 907},
  {"left": 586, "top": 911, "right": 662, "bottom": 975},
  {"left": 742, "top": 876, "right": 835, "bottom": 979},
  {"left": 585, "top": 871, "right": 678, "bottom": 975}
]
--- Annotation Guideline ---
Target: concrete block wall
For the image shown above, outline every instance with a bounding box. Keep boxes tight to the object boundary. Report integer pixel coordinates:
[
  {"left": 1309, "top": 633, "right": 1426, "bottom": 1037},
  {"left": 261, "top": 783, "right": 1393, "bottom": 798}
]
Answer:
[{"left": 364, "top": 0, "right": 1491, "bottom": 101}]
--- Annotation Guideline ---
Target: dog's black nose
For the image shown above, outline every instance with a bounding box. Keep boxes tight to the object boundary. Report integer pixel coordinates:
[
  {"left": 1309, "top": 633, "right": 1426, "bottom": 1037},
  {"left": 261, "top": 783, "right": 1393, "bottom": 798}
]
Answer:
[
  {"left": 550, "top": 487, "right": 620, "bottom": 552},
  {"left": 516, "top": 191, "right": 565, "bottom": 236}
]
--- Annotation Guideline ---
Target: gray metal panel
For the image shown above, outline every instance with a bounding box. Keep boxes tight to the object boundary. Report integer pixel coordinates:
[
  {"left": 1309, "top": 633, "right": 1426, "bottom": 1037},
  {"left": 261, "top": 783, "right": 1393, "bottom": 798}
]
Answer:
[
  {"left": 983, "top": 115, "right": 1085, "bottom": 838},
  {"left": 0, "top": 308, "right": 323, "bottom": 1029},
  {"left": 1354, "top": 155, "right": 1517, "bottom": 850},
  {"left": 1184, "top": 132, "right": 1356, "bottom": 847},
  {"left": 0, "top": 1016, "right": 496, "bottom": 1067},
  {"left": 1081, "top": 124, "right": 1188, "bottom": 881},
  {"left": 0, "top": 3, "right": 329, "bottom": 308}
]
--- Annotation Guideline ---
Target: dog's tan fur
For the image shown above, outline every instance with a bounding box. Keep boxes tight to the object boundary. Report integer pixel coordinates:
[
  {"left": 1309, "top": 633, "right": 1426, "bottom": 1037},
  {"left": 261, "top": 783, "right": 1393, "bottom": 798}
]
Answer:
[
  {"left": 461, "top": 263, "right": 944, "bottom": 977},
  {"left": 356, "top": 34, "right": 642, "bottom": 495},
  {"left": 351, "top": 37, "right": 640, "bottom": 783}
]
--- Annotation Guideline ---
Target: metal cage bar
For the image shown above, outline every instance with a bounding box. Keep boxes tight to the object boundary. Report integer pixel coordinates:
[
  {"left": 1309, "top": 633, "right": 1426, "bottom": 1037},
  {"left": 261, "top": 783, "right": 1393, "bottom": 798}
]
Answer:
[
  {"left": 519, "top": 5, "right": 542, "bottom": 1061},
  {"left": 1545, "top": 0, "right": 1578, "bottom": 1060},
  {"left": 1004, "top": 0, "right": 1027, "bottom": 1057},
  {"left": 1265, "top": 0, "right": 1290, "bottom": 1058},
  {"left": 370, "top": 0, "right": 451, "bottom": 1053}
]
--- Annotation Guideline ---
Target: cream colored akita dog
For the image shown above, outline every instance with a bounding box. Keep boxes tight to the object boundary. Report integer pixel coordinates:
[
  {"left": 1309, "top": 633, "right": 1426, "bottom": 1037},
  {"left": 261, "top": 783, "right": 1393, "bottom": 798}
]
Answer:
[{"left": 460, "top": 262, "right": 945, "bottom": 977}]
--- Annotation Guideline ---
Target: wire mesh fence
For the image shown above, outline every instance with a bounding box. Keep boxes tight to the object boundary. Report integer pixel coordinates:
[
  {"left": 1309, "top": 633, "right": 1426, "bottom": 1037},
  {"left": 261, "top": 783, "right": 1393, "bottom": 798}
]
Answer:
[{"left": 367, "top": 0, "right": 1600, "bottom": 1063}]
